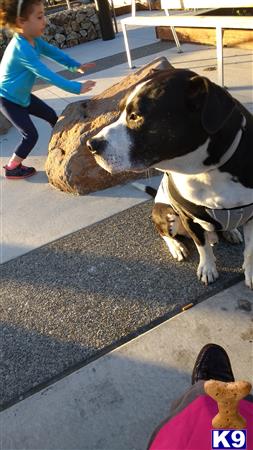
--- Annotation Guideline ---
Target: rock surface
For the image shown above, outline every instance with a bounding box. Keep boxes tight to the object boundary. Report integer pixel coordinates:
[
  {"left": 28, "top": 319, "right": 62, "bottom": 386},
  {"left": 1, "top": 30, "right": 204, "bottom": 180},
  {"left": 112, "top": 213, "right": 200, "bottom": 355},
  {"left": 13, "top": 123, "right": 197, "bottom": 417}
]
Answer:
[{"left": 45, "top": 57, "right": 172, "bottom": 195}]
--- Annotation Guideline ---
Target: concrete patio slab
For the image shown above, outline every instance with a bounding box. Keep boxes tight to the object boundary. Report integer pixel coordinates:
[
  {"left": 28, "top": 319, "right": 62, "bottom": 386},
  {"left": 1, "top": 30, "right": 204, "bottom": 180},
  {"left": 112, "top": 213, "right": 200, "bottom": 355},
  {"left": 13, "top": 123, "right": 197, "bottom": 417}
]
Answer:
[{"left": 1, "top": 282, "right": 252, "bottom": 450}]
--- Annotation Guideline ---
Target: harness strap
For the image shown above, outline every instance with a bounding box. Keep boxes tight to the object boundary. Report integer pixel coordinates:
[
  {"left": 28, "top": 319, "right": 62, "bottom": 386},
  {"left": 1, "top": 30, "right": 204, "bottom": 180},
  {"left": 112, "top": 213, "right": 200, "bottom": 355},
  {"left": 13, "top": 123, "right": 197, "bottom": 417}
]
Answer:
[
  {"left": 165, "top": 112, "right": 253, "bottom": 230},
  {"left": 167, "top": 174, "right": 253, "bottom": 231},
  {"left": 167, "top": 174, "right": 222, "bottom": 230}
]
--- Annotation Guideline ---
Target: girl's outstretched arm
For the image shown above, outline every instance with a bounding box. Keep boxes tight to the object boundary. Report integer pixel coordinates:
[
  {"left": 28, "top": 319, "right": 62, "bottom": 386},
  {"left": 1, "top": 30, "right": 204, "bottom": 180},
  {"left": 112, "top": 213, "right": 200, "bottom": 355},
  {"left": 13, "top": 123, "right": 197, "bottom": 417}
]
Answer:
[
  {"left": 37, "top": 37, "right": 82, "bottom": 72},
  {"left": 19, "top": 42, "right": 96, "bottom": 94}
]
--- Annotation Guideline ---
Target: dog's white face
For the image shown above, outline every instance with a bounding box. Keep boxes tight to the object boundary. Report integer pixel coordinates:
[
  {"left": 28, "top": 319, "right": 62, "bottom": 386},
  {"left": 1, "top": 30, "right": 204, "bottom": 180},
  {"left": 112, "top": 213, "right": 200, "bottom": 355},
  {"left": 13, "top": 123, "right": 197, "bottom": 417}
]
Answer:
[{"left": 88, "top": 81, "right": 151, "bottom": 174}]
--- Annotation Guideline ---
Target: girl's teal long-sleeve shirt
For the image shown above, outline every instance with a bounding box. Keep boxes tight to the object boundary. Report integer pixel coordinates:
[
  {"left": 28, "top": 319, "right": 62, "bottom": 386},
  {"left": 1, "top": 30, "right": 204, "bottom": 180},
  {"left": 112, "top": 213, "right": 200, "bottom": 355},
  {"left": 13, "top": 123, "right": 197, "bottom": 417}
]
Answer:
[{"left": 0, "top": 34, "right": 83, "bottom": 107}]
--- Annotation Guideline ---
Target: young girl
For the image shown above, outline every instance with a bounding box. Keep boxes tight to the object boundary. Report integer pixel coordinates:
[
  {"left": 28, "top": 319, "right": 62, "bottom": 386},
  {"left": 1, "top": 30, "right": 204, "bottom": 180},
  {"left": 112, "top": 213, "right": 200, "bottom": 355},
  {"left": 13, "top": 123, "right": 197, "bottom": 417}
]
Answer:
[{"left": 0, "top": 0, "right": 96, "bottom": 179}]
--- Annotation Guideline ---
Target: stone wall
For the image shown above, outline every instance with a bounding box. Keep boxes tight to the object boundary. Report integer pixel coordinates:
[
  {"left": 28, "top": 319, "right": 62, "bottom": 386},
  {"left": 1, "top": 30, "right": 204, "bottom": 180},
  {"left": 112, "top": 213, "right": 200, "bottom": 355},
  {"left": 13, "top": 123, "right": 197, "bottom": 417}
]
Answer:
[
  {"left": 43, "top": 5, "right": 101, "bottom": 48},
  {"left": 0, "top": 4, "right": 101, "bottom": 58}
]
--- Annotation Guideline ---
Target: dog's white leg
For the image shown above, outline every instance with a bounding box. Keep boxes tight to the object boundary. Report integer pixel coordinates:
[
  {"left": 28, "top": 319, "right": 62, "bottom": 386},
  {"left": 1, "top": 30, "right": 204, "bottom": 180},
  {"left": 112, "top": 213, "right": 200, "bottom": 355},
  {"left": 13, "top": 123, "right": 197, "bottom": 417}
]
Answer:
[
  {"left": 162, "top": 235, "right": 188, "bottom": 261},
  {"left": 243, "top": 219, "right": 253, "bottom": 289},
  {"left": 207, "top": 231, "right": 219, "bottom": 246},
  {"left": 195, "top": 237, "right": 219, "bottom": 285},
  {"left": 222, "top": 229, "right": 243, "bottom": 244}
]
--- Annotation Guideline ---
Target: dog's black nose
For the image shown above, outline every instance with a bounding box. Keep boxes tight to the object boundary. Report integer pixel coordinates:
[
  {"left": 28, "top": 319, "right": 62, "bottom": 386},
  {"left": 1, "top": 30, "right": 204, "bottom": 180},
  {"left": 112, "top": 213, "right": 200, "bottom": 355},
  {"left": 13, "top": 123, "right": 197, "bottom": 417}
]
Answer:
[{"left": 87, "top": 137, "right": 106, "bottom": 155}]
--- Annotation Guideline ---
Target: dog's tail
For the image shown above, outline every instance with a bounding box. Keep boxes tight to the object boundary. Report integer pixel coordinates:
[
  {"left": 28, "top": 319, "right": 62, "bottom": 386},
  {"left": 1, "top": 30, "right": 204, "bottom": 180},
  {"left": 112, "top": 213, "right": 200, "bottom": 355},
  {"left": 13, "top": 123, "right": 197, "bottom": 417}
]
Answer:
[{"left": 131, "top": 182, "right": 157, "bottom": 198}]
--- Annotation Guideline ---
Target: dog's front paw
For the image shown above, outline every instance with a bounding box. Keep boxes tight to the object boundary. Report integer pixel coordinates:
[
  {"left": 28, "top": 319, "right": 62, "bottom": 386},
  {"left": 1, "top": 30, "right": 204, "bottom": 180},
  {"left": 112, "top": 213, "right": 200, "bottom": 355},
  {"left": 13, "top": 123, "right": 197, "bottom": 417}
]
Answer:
[
  {"left": 163, "top": 236, "right": 188, "bottom": 261},
  {"left": 197, "top": 262, "right": 219, "bottom": 285},
  {"left": 222, "top": 229, "right": 243, "bottom": 244},
  {"left": 243, "top": 261, "right": 253, "bottom": 289}
]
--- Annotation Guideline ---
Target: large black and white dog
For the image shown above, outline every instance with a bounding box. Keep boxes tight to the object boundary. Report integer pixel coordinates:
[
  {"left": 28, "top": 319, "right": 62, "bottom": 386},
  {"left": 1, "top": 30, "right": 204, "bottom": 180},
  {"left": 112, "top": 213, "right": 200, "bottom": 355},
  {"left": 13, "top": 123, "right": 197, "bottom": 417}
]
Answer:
[{"left": 87, "top": 68, "right": 253, "bottom": 288}]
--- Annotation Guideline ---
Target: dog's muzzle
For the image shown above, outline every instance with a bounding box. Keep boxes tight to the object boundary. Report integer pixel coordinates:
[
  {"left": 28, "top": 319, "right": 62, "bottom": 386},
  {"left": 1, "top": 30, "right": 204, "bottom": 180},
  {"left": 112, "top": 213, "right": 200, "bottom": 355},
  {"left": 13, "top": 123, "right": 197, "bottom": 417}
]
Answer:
[{"left": 87, "top": 137, "right": 107, "bottom": 156}]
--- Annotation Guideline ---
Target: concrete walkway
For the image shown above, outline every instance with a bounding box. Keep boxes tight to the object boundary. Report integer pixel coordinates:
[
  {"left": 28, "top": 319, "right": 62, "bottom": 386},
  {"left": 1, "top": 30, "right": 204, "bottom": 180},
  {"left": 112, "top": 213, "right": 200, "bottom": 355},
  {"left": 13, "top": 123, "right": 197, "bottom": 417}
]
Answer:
[
  {"left": 0, "top": 10, "right": 253, "bottom": 450},
  {"left": 1, "top": 283, "right": 252, "bottom": 450}
]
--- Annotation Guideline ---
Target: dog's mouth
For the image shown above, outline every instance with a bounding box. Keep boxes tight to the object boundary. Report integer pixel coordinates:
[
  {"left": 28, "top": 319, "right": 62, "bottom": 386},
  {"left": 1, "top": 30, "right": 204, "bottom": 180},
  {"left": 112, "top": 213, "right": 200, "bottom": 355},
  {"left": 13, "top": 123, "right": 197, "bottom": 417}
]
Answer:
[
  {"left": 130, "top": 167, "right": 150, "bottom": 173},
  {"left": 94, "top": 152, "right": 151, "bottom": 174},
  {"left": 93, "top": 154, "right": 114, "bottom": 174}
]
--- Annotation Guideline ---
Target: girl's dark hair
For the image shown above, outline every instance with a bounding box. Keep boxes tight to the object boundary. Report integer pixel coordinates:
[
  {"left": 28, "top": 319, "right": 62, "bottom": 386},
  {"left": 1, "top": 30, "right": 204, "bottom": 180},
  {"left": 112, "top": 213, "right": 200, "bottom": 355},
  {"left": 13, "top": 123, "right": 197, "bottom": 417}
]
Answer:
[{"left": 0, "top": 0, "right": 43, "bottom": 30}]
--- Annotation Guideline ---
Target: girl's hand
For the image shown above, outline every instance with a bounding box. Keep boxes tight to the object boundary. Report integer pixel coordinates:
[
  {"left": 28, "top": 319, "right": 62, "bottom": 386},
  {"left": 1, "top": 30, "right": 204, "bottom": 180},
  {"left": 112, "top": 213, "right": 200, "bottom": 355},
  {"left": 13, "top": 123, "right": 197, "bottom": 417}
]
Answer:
[
  {"left": 77, "top": 62, "right": 96, "bottom": 74},
  {"left": 80, "top": 80, "right": 96, "bottom": 94}
]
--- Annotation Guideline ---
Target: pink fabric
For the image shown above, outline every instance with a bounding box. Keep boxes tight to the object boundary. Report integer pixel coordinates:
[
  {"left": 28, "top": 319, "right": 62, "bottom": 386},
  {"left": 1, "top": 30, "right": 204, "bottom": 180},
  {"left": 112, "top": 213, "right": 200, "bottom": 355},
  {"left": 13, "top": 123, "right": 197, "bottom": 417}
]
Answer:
[
  {"left": 7, "top": 160, "right": 21, "bottom": 169},
  {"left": 150, "top": 396, "right": 253, "bottom": 450}
]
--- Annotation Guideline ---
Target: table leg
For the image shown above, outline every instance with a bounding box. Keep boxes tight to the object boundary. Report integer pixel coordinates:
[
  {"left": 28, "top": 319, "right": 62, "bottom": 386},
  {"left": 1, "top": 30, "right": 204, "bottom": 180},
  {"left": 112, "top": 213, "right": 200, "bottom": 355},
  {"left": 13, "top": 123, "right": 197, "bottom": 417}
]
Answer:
[
  {"left": 122, "top": 23, "right": 133, "bottom": 69},
  {"left": 216, "top": 26, "right": 224, "bottom": 87}
]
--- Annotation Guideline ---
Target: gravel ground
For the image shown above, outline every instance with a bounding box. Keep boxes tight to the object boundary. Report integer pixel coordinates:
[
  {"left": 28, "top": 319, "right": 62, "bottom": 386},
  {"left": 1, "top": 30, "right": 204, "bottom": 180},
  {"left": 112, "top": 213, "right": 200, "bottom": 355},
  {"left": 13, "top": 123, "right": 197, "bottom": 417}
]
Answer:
[{"left": 0, "top": 200, "right": 243, "bottom": 409}]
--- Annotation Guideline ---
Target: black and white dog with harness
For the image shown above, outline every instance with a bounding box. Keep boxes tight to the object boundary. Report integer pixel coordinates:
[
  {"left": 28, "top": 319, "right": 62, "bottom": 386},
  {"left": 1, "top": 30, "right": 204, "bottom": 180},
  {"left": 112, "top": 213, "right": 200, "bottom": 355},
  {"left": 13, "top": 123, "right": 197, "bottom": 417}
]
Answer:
[{"left": 87, "top": 68, "right": 253, "bottom": 289}]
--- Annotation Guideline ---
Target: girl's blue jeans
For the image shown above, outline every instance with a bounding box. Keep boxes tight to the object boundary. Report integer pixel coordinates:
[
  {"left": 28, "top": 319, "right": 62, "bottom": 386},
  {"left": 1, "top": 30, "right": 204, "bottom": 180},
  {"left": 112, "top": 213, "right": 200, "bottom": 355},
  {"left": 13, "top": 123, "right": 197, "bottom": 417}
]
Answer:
[{"left": 0, "top": 94, "right": 58, "bottom": 159}]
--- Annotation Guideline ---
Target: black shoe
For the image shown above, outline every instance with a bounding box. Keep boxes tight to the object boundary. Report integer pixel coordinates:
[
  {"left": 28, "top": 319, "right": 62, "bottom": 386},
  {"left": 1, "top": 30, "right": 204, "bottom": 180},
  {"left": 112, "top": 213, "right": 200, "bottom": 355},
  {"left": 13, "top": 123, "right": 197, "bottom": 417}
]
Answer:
[
  {"left": 191, "top": 343, "right": 235, "bottom": 384},
  {"left": 4, "top": 164, "right": 36, "bottom": 179}
]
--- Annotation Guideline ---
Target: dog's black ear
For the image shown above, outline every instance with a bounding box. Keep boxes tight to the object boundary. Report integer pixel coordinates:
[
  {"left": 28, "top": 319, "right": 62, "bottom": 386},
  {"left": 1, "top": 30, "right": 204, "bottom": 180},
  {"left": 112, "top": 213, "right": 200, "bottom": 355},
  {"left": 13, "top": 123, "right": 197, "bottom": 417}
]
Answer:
[
  {"left": 187, "top": 75, "right": 208, "bottom": 112},
  {"left": 188, "top": 76, "right": 236, "bottom": 134}
]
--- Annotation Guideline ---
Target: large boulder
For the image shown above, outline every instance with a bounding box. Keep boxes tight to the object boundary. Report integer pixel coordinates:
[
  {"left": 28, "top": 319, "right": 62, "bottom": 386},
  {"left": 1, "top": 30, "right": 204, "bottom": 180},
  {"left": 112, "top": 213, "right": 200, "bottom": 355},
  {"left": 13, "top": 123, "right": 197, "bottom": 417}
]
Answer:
[
  {"left": 45, "top": 56, "right": 172, "bottom": 195},
  {"left": 0, "top": 112, "right": 12, "bottom": 135}
]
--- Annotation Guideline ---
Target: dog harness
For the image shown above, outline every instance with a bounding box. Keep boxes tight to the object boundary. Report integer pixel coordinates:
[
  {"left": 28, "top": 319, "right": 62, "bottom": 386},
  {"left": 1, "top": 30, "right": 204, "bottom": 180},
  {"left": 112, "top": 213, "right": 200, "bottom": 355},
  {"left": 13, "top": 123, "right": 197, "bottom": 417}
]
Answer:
[
  {"left": 156, "top": 173, "right": 253, "bottom": 231},
  {"left": 167, "top": 174, "right": 253, "bottom": 231},
  {"left": 155, "top": 116, "right": 253, "bottom": 231}
]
